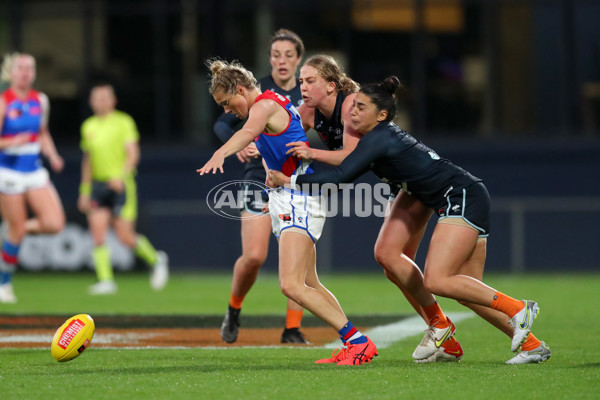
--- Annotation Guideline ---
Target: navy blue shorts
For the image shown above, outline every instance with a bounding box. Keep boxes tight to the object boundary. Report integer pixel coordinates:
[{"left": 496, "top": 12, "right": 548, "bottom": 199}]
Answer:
[
  {"left": 436, "top": 182, "right": 490, "bottom": 236},
  {"left": 91, "top": 181, "right": 126, "bottom": 216},
  {"left": 239, "top": 168, "right": 267, "bottom": 215}
]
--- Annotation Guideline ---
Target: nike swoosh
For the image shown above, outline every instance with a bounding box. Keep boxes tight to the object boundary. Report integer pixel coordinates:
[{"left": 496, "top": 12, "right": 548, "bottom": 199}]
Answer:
[
  {"left": 435, "top": 328, "right": 452, "bottom": 348},
  {"left": 518, "top": 302, "right": 530, "bottom": 329},
  {"left": 529, "top": 348, "right": 545, "bottom": 355},
  {"left": 445, "top": 349, "right": 462, "bottom": 356}
]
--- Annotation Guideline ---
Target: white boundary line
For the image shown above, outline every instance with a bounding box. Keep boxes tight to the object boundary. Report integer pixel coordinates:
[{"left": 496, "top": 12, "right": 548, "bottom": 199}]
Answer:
[
  {"left": 327, "top": 311, "right": 475, "bottom": 349},
  {"left": 0, "top": 311, "right": 476, "bottom": 350}
]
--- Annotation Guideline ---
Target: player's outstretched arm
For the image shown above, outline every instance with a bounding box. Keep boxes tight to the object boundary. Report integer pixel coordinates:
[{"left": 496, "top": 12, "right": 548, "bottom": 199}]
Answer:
[{"left": 197, "top": 101, "right": 272, "bottom": 175}]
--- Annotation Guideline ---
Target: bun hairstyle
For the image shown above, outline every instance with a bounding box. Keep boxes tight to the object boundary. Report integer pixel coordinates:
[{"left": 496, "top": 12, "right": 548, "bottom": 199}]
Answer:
[
  {"left": 303, "top": 54, "right": 359, "bottom": 95},
  {"left": 206, "top": 58, "right": 258, "bottom": 95},
  {"left": 359, "top": 76, "right": 406, "bottom": 122},
  {"left": 269, "top": 29, "right": 305, "bottom": 59}
]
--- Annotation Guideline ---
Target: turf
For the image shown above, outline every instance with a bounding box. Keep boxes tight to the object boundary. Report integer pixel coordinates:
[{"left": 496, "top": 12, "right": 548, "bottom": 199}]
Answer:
[{"left": 1, "top": 272, "right": 599, "bottom": 399}]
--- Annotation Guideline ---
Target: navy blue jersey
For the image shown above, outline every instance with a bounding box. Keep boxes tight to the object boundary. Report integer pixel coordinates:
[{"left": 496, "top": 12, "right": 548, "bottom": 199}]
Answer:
[
  {"left": 296, "top": 121, "right": 482, "bottom": 212},
  {"left": 212, "top": 75, "right": 303, "bottom": 181},
  {"left": 313, "top": 92, "right": 346, "bottom": 151}
]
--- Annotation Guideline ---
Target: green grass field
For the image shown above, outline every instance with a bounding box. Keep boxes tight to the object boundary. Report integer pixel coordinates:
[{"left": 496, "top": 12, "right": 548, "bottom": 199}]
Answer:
[{"left": 1, "top": 271, "right": 599, "bottom": 399}]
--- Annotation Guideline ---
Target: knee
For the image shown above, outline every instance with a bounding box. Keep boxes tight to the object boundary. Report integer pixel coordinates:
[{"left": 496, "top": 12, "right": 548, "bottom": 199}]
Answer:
[
  {"left": 241, "top": 251, "right": 267, "bottom": 270},
  {"left": 456, "top": 299, "right": 470, "bottom": 308},
  {"left": 115, "top": 230, "right": 136, "bottom": 248},
  {"left": 279, "top": 279, "right": 302, "bottom": 301},
  {"left": 374, "top": 242, "right": 396, "bottom": 270},
  {"left": 423, "top": 274, "right": 446, "bottom": 297},
  {"left": 90, "top": 231, "right": 106, "bottom": 247},
  {"left": 43, "top": 215, "right": 65, "bottom": 234}
]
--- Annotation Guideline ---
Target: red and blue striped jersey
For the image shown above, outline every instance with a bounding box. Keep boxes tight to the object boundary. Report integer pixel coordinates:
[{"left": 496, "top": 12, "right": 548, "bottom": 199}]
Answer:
[
  {"left": 253, "top": 90, "right": 313, "bottom": 177},
  {"left": 0, "top": 88, "right": 43, "bottom": 172}
]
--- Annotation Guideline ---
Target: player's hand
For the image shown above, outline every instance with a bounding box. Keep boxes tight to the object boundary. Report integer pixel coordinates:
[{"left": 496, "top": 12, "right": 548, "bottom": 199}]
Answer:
[
  {"left": 265, "top": 172, "right": 275, "bottom": 188},
  {"left": 235, "top": 143, "right": 259, "bottom": 163},
  {"left": 197, "top": 152, "right": 225, "bottom": 175},
  {"left": 77, "top": 194, "right": 91, "bottom": 213},
  {"left": 48, "top": 154, "right": 64, "bottom": 173},
  {"left": 108, "top": 178, "right": 125, "bottom": 193},
  {"left": 9, "top": 133, "right": 32, "bottom": 147},
  {"left": 261, "top": 201, "right": 269, "bottom": 214},
  {"left": 286, "top": 141, "right": 313, "bottom": 160},
  {"left": 268, "top": 170, "right": 290, "bottom": 187}
]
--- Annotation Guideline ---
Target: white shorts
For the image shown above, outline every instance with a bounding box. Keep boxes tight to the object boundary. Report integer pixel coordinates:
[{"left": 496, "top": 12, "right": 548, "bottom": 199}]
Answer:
[
  {"left": 268, "top": 187, "right": 326, "bottom": 243},
  {"left": 0, "top": 167, "right": 50, "bottom": 194}
]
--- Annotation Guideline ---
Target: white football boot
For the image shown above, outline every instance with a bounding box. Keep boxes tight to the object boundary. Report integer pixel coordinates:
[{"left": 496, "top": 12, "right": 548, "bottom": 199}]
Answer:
[
  {"left": 412, "top": 318, "right": 456, "bottom": 360},
  {"left": 510, "top": 300, "right": 539, "bottom": 352},
  {"left": 89, "top": 280, "right": 117, "bottom": 295},
  {"left": 506, "top": 341, "right": 551, "bottom": 364},
  {"left": 0, "top": 283, "right": 17, "bottom": 303},
  {"left": 150, "top": 251, "right": 169, "bottom": 291}
]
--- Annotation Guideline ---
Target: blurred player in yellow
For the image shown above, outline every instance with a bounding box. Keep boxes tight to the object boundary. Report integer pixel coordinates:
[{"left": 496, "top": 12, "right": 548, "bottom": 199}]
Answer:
[{"left": 78, "top": 83, "right": 168, "bottom": 295}]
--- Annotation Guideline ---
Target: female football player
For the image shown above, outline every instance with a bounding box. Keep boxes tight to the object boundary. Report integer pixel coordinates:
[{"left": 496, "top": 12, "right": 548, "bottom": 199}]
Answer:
[
  {"left": 271, "top": 76, "right": 551, "bottom": 364},
  {"left": 198, "top": 59, "right": 377, "bottom": 365},
  {"left": 0, "top": 53, "right": 65, "bottom": 303}
]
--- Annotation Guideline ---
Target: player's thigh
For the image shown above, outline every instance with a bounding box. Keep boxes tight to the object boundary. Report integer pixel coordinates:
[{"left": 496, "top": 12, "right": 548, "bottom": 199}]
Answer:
[
  {"left": 376, "top": 191, "right": 431, "bottom": 256},
  {"left": 278, "top": 230, "right": 315, "bottom": 286},
  {"left": 240, "top": 212, "right": 271, "bottom": 260},
  {"left": 26, "top": 184, "right": 65, "bottom": 225},
  {"left": 424, "top": 223, "right": 479, "bottom": 280}
]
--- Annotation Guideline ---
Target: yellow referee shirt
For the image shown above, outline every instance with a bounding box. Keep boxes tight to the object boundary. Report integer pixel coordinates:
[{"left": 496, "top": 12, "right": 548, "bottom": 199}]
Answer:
[{"left": 80, "top": 110, "right": 139, "bottom": 182}]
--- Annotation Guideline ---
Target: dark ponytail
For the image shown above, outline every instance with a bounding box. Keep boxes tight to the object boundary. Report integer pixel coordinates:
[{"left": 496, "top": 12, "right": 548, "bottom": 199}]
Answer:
[{"left": 360, "top": 76, "right": 405, "bottom": 122}]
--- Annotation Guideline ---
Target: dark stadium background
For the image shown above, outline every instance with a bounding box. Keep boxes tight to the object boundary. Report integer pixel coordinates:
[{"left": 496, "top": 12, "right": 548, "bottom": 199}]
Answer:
[{"left": 1, "top": 0, "right": 599, "bottom": 272}]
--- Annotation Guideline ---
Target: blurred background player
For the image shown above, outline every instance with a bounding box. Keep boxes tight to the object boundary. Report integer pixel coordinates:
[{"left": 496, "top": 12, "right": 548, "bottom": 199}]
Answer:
[
  {"left": 0, "top": 52, "right": 65, "bottom": 304},
  {"left": 213, "top": 29, "right": 308, "bottom": 344},
  {"left": 78, "top": 83, "right": 169, "bottom": 295}
]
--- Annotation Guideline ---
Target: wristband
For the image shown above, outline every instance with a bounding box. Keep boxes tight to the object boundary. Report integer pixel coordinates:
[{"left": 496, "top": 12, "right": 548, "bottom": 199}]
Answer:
[{"left": 79, "top": 182, "right": 91, "bottom": 196}]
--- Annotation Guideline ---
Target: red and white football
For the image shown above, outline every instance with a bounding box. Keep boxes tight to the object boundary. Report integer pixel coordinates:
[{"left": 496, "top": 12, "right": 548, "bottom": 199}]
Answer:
[{"left": 51, "top": 314, "right": 95, "bottom": 362}]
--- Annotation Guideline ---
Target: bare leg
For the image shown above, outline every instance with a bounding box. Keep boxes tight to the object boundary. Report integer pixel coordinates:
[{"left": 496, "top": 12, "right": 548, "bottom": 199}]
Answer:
[
  {"left": 278, "top": 231, "right": 347, "bottom": 330},
  {"left": 423, "top": 224, "right": 500, "bottom": 306},
  {"left": 24, "top": 185, "right": 65, "bottom": 235},
  {"left": 87, "top": 208, "right": 111, "bottom": 247},
  {"left": 375, "top": 192, "right": 437, "bottom": 313},
  {"left": 113, "top": 218, "right": 138, "bottom": 248},
  {"left": 454, "top": 238, "right": 512, "bottom": 337},
  {"left": 304, "top": 243, "right": 346, "bottom": 318},
  {"left": 0, "top": 194, "right": 27, "bottom": 244}
]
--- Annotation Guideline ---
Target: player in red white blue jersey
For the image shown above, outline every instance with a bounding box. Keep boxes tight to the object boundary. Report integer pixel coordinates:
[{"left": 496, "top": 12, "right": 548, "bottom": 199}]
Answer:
[
  {"left": 212, "top": 30, "right": 309, "bottom": 345},
  {"left": 0, "top": 53, "right": 65, "bottom": 303},
  {"left": 198, "top": 59, "right": 377, "bottom": 365}
]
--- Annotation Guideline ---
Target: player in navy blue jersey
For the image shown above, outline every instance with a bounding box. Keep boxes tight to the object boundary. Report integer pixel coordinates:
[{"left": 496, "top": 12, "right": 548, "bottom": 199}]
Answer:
[
  {"left": 198, "top": 59, "right": 378, "bottom": 365},
  {"left": 0, "top": 53, "right": 65, "bottom": 303},
  {"left": 285, "top": 54, "right": 464, "bottom": 362},
  {"left": 212, "top": 29, "right": 309, "bottom": 344},
  {"left": 271, "top": 76, "right": 551, "bottom": 364}
]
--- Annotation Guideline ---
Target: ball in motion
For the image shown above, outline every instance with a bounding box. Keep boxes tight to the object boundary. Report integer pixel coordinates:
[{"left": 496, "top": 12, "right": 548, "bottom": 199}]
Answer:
[{"left": 51, "top": 314, "right": 95, "bottom": 362}]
